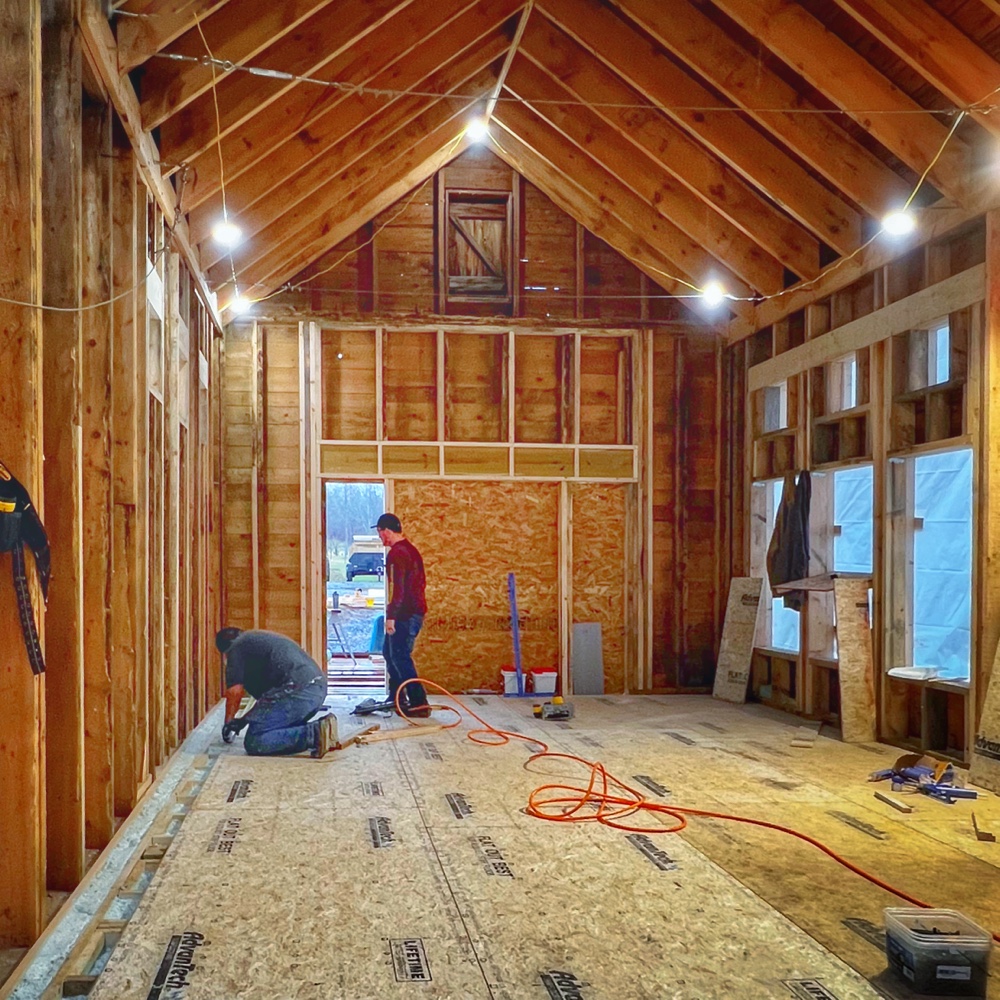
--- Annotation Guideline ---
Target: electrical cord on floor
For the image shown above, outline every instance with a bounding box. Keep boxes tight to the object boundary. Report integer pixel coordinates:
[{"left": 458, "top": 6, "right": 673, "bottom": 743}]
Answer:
[{"left": 394, "top": 678, "right": 1000, "bottom": 943}]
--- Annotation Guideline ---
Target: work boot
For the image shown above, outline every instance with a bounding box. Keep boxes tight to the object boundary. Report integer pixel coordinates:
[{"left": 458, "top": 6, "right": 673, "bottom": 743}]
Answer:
[
  {"left": 400, "top": 703, "right": 432, "bottom": 719},
  {"left": 312, "top": 714, "right": 338, "bottom": 758}
]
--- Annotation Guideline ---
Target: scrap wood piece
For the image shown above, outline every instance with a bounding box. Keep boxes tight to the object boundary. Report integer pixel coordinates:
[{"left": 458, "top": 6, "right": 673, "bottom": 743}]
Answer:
[
  {"left": 833, "top": 577, "right": 876, "bottom": 743},
  {"left": 790, "top": 723, "right": 821, "bottom": 748},
  {"left": 357, "top": 724, "right": 446, "bottom": 744},
  {"left": 971, "top": 641, "right": 1000, "bottom": 794},
  {"left": 335, "top": 724, "right": 380, "bottom": 750},
  {"left": 972, "top": 812, "right": 996, "bottom": 842},
  {"left": 873, "top": 790, "right": 913, "bottom": 813}
]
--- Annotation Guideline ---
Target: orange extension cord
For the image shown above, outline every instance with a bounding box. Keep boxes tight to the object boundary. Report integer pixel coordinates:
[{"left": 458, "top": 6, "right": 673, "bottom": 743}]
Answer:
[{"left": 394, "top": 678, "right": 1000, "bottom": 943}]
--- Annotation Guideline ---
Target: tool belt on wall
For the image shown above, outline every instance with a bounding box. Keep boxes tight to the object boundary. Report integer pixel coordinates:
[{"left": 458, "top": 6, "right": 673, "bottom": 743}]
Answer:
[{"left": 0, "top": 459, "right": 49, "bottom": 674}]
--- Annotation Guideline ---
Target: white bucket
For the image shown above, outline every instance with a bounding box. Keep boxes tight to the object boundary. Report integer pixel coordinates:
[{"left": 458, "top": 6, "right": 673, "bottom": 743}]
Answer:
[
  {"left": 531, "top": 670, "right": 557, "bottom": 695},
  {"left": 501, "top": 669, "right": 521, "bottom": 694}
]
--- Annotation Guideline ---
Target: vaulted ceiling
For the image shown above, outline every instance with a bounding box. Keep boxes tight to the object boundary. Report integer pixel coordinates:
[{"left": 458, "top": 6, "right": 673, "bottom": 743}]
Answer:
[{"left": 112, "top": 0, "right": 1000, "bottom": 320}]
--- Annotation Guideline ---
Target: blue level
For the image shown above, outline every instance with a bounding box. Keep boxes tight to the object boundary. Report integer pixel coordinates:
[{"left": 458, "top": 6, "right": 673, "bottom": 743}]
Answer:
[{"left": 505, "top": 572, "right": 533, "bottom": 697}]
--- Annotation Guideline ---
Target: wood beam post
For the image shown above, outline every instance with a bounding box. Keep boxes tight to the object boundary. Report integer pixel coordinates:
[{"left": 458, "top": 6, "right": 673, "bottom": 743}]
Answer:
[
  {"left": 0, "top": 0, "right": 46, "bottom": 946},
  {"left": 41, "top": 0, "right": 86, "bottom": 891},
  {"left": 164, "top": 252, "right": 182, "bottom": 751},
  {"left": 81, "top": 98, "right": 115, "bottom": 851},
  {"left": 979, "top": 211, "right": 1000, "bottom": 727},
  {"left": 110, "top": 131, "right": 143, "bottom": 815}
]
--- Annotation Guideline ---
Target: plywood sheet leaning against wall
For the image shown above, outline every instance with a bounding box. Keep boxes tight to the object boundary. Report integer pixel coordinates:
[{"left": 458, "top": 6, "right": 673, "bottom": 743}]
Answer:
[
  {"left": 713, "top": 577, "right": 765, "bottom": 704},
  {"left": 970, "top": 640, "right": 1000, "bottom": 792},
  {"left": 833, "top": 577, "right": 876, "bottom": 743},
  {"left": 393, "top": 480, "right": 559, "bottom": 693},
  {"left": 572, "top": 483, "right": 627, "bottom": 694}
]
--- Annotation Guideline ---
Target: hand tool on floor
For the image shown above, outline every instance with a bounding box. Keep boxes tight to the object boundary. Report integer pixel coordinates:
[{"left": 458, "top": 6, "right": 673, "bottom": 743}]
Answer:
[
  {"left": 352, "top": 697, "right": 396, "bottom": 716},
  {"left": 532, "top": 697, "right": 574, "bottom": 721}
]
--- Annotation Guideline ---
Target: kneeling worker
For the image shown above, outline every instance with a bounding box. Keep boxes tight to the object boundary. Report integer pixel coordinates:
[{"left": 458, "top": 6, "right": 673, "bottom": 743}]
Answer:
[{"left": 217, "top": 627, "right": 337, "bottom": 757}]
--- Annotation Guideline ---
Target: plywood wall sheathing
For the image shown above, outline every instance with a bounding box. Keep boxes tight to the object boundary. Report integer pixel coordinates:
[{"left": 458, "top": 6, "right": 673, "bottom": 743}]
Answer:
[
  {"left": 571, "top": 483, "right": 627, "bottom": 694},
  {"left": 393, "top": 480, "right": 560, "bottom": 693}
]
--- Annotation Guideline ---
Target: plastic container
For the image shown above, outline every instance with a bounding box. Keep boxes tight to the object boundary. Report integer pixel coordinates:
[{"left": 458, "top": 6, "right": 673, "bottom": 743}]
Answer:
[
  {"left": 501, "top": 669, "right": 522, "bottom": 694},
  {"left": 530, "top": 669, "right": 557, "bottom": 695},
  {"left": 884, "top": 908, "right": 992, "bottom": 996}
]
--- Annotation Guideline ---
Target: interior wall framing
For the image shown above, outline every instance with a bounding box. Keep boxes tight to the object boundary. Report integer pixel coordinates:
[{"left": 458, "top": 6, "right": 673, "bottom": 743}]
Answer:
[
  {"left": 0, "top": 17, "right": 224, "bottom": 959},
  {"left": 732, "top": 219, "right": 994, "bottom": 763}
]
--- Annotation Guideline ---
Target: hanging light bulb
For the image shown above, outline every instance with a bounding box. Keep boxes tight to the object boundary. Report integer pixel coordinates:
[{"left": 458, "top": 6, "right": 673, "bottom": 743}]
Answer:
[
  {"left": 466, "top": 118, "right": 490, "bottom": 142},
  {"left": 229, "top": 295, "right": 252, "bottom": 316},
  {"left": 881, "top": 209, "right": 916, "bottom": 237},
  {"left": 212, "top": 219, "right": 243, "bottom": 248},
  {"left": 701, "top": 281, "right": 727, "bottom": 307}
]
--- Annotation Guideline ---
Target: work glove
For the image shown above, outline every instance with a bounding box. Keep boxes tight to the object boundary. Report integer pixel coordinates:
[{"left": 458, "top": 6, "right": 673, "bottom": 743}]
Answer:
[{"left": 222, "top": 717, "right": 249, "bottom": 743}]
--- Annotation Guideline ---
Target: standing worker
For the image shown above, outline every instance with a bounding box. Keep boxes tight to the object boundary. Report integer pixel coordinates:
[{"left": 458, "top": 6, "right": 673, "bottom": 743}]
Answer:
[
  {"left": 216, "top": 627, "right": 337, "bottom": 757},
  {"left": 374, "top": 513, "right": 431, "bottom": 717}
]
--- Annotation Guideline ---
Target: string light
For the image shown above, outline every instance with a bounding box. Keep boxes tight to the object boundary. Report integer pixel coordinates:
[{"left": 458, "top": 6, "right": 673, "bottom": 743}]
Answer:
[
  {"left": 465, "top": 118, "right": 490, "bottom": 142},
  {"left": 211, "top": 219, "right": 242, "bottom": 248},
  {"left": 881, "top": 210, "right": 916, "bottom": 236},
  {"left": 700, "top": 281, "right": 727, "bottom": 307}
]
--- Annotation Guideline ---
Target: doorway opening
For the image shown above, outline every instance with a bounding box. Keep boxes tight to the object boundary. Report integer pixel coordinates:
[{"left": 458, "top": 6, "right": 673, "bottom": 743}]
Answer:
[{"left": 324, "top": 481, "right": 387, "bottom": 694}]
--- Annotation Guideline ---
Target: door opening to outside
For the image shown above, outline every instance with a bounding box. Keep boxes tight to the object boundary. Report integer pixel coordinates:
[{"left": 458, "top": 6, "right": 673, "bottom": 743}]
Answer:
[{"left": 324, "top": 481, "right": 387, "bottom": 694}]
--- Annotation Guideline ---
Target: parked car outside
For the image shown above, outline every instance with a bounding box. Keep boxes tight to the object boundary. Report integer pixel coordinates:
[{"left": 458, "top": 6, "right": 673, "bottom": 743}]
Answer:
[{"left": 346, "top": 551, "right": 384, "bottom": 581}]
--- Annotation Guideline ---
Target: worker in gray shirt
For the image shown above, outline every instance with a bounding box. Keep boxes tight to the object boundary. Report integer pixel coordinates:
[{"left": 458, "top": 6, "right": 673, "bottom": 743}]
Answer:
[{"left": 217, "top": 627, "right": 337, "bottom": 757}]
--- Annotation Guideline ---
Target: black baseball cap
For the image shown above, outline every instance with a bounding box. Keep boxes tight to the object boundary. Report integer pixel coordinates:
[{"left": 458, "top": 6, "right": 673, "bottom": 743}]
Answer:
[{"left": 372, "top": 513, "right": 402, "bottom": 532}]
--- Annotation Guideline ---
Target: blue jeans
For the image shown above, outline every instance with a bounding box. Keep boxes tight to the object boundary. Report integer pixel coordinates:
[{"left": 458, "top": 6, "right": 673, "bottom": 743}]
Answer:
[
  {"left": 244, "top": 679, "right": 327, "bottom": 756},
  {"left": 384, "top": 615, "right": 427, "bottom": 709}
]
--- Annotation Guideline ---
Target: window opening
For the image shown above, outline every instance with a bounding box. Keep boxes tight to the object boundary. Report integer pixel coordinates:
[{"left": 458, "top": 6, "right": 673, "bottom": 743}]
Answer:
[
  {"left": 770, "top": 478, "right": 800, "bottom": 652},
  {"left": 826, "top": 354, "right": 857, "bottom": 413},
  {"left": 763, "top": 381, "right": 788, "bottom": 432},
  {"left": 833, "top": 465, "right": 873, "bottom": 573},
  {"left": 912, "top": 448, "right": 972, "bottom": 680},
  {"left": 930, "top": 321, "right": 950, "bottom": 386}
]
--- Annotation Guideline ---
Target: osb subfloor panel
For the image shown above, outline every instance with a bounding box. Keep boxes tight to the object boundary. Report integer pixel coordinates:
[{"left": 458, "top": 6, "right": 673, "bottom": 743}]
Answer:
[{"left": 88, "top": 696, "right": 999, "bottom": 1000}]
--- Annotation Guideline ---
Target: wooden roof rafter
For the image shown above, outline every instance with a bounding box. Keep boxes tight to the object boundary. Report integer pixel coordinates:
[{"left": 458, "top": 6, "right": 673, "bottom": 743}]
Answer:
[
  {"left": 503, "top": 53, "right": 785, "bottom": 293},
  {"left": 215, "top": 125, "right": 480, "bottom": 307},
  {"left": 487, "top": 121, "right": 744, "bottom": 322},
  {"left": 492, "top": 96, "right": 755, "bottom": 300},
  {"left": 535, "top": 0, "right": 862, "bottom": 257},
  {"left": 197, "top": 49, "right": 507, "bottom": 269},
  {"left": 209, "top": 79, "right": 498, "bottom": 292},
  {"left": 609, "top": 0, "right": 913, "bottom": 219},
  {"left": 156, "top": 0, "right": 429, "bottom": 166},
  {"left": 830, "top": 0, "right": 1000, "bottom": 142},
  {"left": 188, "top": 5, "right": 518, "bottom": 246},
  {"left": 518, "top": 17, "right": 821, "bottom": 281},
  {"left": 139, "top": 0, "right": 343, "bottom": 128},
  {"left": 115, "top": 0, "right": 234, "bottom": 73},
  {"left": 708, "top": 0, "right": 974, "bottom": 207},
  {"left": 178, "top": 0, "right": 522, "bottom": 209}
]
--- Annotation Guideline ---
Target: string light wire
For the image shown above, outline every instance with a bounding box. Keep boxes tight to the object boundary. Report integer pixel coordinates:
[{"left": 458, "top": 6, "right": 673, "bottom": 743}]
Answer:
[
  {"left": 192, "top": 10, "right": 245, "bottom": 308},
  {"left": 0, "top": 245, "right": 168, "bottom": 313},
  {"left": 149, "top": 51, "right": 992, "bottom": 118}
]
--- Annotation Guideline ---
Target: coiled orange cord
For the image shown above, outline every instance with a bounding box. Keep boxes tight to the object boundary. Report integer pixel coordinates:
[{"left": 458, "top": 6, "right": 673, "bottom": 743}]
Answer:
[{"left": 394, "top": 679, "right": 1000, "bottom": 943}]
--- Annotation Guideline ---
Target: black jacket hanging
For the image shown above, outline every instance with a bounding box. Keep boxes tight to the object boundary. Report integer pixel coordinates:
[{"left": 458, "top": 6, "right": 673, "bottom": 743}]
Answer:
[
  {"left": 0, "top": 459, "right": 49, "bottom": 674},
  {"left": 766, "top": 469, "right": 811, "bottom": 612}
]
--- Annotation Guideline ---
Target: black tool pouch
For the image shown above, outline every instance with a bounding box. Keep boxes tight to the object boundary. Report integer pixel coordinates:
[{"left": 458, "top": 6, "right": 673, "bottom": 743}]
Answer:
[{"left": 0, "top": 464, "right": 47, "bottom": 674}]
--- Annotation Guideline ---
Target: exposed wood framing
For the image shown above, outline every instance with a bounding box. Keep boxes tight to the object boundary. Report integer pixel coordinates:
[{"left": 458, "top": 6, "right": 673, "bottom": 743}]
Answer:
[
  {"left": 0, "top": 0, "right": 45, "bottom": 947},
  {"left": 747, "top": 265, "right": 986, "bottom": 391},
  {"left": 81, "top": 100, "right": 115, "bottom": 851},
  {"left": 41, "top": 0, "right": 86, "bottom": 891}
]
